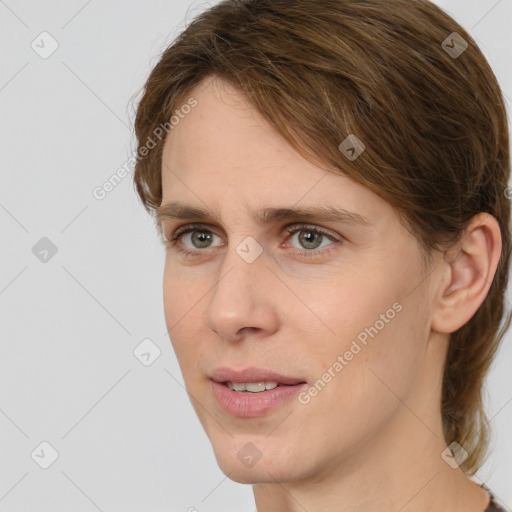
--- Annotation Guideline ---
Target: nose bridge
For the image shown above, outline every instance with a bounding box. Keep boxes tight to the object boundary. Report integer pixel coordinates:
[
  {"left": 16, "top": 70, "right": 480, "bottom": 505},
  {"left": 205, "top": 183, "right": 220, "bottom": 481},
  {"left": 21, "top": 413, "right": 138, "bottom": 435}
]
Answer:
[{"left": 205, "top": 238, "right": 276, "bottom": 339}]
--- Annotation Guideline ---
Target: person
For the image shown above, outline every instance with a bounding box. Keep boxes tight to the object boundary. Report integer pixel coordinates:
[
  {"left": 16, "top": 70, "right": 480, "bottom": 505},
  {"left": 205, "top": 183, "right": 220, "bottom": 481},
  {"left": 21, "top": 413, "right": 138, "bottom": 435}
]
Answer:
[{"left": 132, "top": 0, "right": 511, "bottom": 510}]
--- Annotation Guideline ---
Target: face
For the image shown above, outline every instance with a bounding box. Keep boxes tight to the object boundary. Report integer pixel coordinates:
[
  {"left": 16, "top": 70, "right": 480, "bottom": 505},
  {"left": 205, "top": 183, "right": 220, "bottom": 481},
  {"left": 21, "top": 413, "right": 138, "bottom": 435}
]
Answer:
[{"left": 160, "top": 76, "right": 437, "bottom": 485}]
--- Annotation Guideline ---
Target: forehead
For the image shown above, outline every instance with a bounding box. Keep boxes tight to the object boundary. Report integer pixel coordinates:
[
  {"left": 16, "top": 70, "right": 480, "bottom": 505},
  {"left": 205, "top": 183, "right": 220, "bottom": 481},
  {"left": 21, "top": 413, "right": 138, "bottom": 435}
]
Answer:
[
  {"left": 160, "top": 77, "right": 391, "bottom": 228},
  {"left": 162, "top": 77, "right": 305, "bottom": 182}
]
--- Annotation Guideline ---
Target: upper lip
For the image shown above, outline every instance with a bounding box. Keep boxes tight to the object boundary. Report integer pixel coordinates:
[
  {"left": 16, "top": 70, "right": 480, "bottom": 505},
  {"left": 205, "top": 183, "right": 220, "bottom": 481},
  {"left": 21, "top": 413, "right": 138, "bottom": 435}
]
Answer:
[{"left": 210, "top": 366, "right": 307, "bottom": 385}]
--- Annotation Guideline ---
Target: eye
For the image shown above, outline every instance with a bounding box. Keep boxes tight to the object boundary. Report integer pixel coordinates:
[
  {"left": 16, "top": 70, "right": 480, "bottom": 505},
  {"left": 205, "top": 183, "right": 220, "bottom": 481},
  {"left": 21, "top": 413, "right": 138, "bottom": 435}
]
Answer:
[
  {"left": 164, "top": 222, "right": 340, "bottom": 258},
  {"left": 285, "top": 225, "right": 336, "bottom": 251},
  {"left": 169, "top": 224, "right": 223, "bottom": 250}
]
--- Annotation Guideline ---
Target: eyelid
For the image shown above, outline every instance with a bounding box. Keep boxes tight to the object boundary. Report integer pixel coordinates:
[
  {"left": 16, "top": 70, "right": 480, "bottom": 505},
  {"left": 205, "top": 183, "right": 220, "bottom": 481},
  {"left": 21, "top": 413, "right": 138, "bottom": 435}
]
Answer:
[
  {"left": 168, "top": 222, "right": 341, "bottom": 240},
  {"left": 169, "top": 222, "right": 220, "bottom": 240},
  {"left": 165, "top": 222, "right": 342, "bottom": 254},
  {"left": 283, "top": 223, "right": 340, "bottom": 243}
]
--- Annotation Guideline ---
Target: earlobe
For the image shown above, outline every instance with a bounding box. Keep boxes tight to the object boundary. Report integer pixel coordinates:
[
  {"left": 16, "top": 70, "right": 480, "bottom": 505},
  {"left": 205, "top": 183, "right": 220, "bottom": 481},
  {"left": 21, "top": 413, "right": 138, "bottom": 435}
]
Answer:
[{"left": 431, "top": 213, "right": 502, "bottom": 334}]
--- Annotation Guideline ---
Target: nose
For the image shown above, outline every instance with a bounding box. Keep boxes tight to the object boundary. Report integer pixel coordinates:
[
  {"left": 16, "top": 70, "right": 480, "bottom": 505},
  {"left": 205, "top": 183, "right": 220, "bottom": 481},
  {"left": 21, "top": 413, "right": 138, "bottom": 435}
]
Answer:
[{"left": 204, "top": 243, "right": 279, "bottom": 342}]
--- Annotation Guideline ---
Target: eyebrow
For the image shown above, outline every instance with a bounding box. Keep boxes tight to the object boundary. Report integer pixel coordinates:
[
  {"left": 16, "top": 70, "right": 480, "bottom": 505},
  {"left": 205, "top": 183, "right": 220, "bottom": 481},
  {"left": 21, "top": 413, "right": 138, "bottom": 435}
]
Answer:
[{"left": 156, "top": 201, "right": 372, "bottom": 228}]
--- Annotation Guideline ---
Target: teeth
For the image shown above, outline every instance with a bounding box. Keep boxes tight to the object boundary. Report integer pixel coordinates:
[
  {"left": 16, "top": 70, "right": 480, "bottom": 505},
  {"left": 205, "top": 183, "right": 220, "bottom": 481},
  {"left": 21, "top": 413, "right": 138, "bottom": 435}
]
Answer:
[{"left": 226, "top": 381, "right": 279, "bottom": 392}]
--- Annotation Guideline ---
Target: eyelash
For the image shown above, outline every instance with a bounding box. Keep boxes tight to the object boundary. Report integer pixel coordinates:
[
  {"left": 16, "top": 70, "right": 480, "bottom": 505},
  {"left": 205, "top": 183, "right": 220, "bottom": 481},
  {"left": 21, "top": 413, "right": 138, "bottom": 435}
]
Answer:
[{"left": 164, "top": 223, "right": 340, "bottom": 259}]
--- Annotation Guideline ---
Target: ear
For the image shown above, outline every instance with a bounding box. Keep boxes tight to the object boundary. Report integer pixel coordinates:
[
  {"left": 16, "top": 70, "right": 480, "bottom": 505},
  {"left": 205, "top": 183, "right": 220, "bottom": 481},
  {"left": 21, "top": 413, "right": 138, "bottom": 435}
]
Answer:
[{"left": 431, "top": 213, "right": 502, "bottom": 334}]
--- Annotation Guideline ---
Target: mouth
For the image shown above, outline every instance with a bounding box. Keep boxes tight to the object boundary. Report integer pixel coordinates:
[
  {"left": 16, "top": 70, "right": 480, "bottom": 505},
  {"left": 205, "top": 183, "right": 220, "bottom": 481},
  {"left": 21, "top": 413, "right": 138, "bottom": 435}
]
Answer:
[
  {"left": 209, "top": 367, "right": 308, "bottom": 417},
  {"left": 221, "top": 381, "right": 304, "bottom": 393},
  {"left": 209, "top": 366, "right": 307, "bottom": 387}
]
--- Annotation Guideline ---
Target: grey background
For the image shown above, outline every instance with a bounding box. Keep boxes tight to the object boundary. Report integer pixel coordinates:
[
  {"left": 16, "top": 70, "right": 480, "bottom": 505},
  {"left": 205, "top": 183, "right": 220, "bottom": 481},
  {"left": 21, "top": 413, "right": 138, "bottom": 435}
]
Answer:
[{"left": 0, "top": 1, "right": 511, "bottom": 511}]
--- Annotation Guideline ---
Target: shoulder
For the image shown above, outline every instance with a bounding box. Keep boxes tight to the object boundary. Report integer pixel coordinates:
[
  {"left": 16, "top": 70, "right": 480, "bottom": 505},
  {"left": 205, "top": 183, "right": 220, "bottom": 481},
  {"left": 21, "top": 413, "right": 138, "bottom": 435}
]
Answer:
[
  {"left": 484, "top": 492, "right": 510, "bottom": 512},
  {"left": 480, "top": 483, "right": 510, "bottom": 512}
]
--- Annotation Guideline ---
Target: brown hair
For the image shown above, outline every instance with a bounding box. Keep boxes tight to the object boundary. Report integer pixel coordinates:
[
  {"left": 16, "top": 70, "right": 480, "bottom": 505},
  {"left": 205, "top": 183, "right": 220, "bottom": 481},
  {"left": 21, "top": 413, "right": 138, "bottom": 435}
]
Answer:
[{"left": 132, "top": 0, "right": 511, "bottom": 473}]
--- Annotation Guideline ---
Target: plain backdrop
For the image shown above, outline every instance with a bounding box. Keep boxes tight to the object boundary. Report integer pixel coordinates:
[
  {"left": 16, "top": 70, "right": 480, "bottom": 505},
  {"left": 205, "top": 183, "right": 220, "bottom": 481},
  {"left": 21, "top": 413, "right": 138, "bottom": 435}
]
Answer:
[{"left": 1, "top": 1, "right": 511, "bottom": 511}]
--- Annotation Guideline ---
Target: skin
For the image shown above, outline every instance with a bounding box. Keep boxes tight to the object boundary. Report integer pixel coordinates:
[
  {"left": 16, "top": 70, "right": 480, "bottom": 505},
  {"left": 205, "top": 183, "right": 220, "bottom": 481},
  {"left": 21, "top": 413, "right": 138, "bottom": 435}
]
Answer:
[{"left": 159, "top": 75, "right": 501, "bottom": 512}]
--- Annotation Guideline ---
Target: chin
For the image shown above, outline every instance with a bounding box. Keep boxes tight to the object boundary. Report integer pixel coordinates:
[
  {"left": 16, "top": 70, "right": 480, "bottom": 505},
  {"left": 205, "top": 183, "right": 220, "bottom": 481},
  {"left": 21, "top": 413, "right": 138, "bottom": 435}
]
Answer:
[
  {"left": 212, "top": 445, "right": 303, "bottom": 485},
  {"left": 222, "top": 467, "right": 272, "bottom": 484},
  {"left": 219, "top": 462, "right": 296, "bottom": 485}
]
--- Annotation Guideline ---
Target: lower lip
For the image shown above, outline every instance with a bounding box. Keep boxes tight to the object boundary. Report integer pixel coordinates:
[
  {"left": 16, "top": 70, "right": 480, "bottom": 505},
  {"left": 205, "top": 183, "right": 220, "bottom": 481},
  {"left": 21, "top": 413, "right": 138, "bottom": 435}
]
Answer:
[{"left": 211, "top": 381, "right": 308, "bottom": 418}]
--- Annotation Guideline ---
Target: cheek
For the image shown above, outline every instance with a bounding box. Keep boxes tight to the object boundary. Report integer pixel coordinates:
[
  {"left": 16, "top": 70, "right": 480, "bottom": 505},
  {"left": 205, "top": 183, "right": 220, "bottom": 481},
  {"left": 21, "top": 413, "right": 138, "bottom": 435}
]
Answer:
[
  {"left": 335, "top": 296, "right": 427, "bottom": 416},
  {"left": 301, "top": 268, "right": 427, "bottom": 403},
  {"left": 290, "top": 271, "right": 401, "bottom": 350},
  {"left": 163, "top": 265, "right": 205, "bottom": 365},
  {"left": 302, "top": 311, "right": 426, "bottom": 449},
  {"left": 163, "top": 261, "right": 200, "bottom": 321}
]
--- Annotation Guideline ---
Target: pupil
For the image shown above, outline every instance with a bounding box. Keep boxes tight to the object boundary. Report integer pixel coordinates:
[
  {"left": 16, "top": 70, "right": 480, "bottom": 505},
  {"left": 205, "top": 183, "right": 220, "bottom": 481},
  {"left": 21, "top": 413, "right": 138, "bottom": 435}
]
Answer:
[
  {"left": 299, "top": 230, "right": 322, "bottom": 249},
  {"left": 192, "top": 231, "right": 212, "bottom": 248}
]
